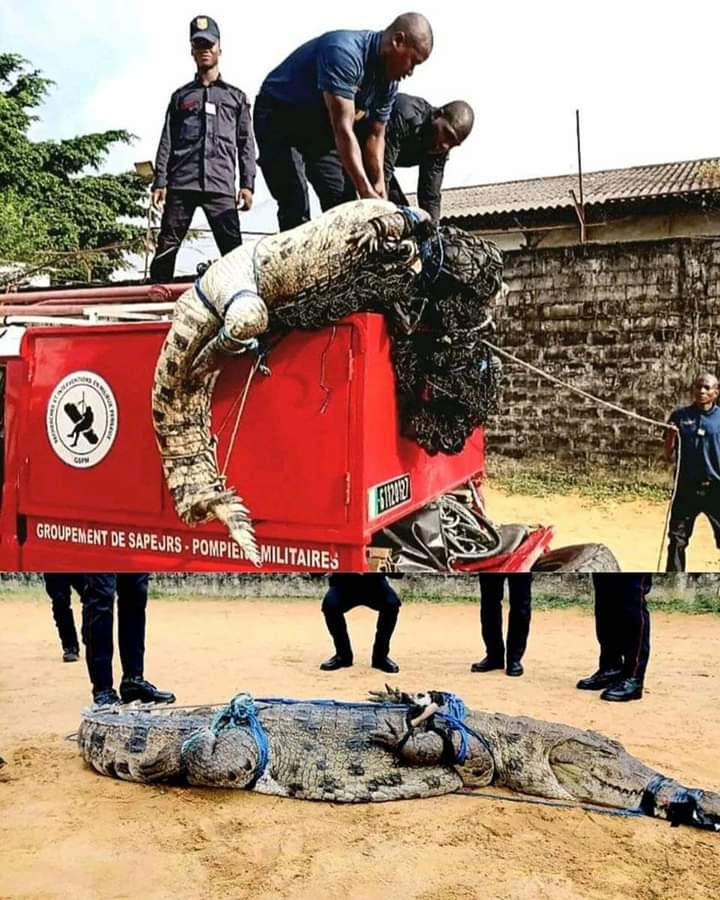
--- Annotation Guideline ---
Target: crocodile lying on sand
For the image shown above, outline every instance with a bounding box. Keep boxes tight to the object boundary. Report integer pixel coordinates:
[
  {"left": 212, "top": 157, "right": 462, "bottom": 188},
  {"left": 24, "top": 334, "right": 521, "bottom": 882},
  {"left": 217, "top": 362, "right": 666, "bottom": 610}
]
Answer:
[{"left": 79, "top": 689, "right": 719, "bottom": 830}]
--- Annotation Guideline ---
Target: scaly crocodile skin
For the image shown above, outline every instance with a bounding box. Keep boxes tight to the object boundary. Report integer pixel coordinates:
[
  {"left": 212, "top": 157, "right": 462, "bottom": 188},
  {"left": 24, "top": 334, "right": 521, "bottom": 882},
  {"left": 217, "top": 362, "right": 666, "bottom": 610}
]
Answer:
[{"left": 78, "top": 690, "right": 720, "bottom": 828}]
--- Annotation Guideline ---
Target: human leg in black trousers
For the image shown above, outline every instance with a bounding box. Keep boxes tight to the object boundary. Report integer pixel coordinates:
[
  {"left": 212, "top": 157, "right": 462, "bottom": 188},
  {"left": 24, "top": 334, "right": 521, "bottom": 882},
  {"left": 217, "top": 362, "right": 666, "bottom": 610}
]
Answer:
[
  {"left": 43, "top": 573, "right": 84, "bottom": 661},
  {"left": 81, "top": 573, "right": 175, "bottom": 705},
  {"left": 473, "top": 574, "right": 532, "bottom": 676},
  {"left": 505, "top": 574, "right": 532, "bottom": 675},
  {"left": 601, "top": 575, "right": 651, "bottom": 702},
  {"left": 320, "top": 575, "right": 401, "bottom": 673},
  {"left": 472, "top": 574, "right": 506, "bottom": 672},
  {"left": 666, "top": 483, "right": 720, "bottom": 572},
  {"left": 149, "top": 190, "right": 200, "bottom": 282},
  {"left": 201, "top": 193, "right": 242, "bottom": 255},
  {"left": 577, "top": 574, "right": 625, "bottom": 691}
]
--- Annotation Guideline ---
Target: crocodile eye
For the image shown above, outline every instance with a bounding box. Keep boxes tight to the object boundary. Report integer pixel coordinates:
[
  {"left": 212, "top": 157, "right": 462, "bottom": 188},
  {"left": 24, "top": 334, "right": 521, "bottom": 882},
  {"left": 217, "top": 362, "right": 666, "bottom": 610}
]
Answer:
[{"left": 242, "top": 759, "right": 252, "bottom": 771}]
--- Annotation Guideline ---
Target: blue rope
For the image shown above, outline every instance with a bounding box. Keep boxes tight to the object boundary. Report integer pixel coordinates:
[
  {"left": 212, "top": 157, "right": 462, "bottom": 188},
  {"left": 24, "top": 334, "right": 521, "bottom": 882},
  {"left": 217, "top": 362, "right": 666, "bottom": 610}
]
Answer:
[
  {"left": 193, "top": 278, "right": 221, "bottom": 320},
  {"left": 435, "top": 692, "right": 494, "bottom": 765},
  {"left": 209, "top": 693, "right": 269, "bottom": 788}
]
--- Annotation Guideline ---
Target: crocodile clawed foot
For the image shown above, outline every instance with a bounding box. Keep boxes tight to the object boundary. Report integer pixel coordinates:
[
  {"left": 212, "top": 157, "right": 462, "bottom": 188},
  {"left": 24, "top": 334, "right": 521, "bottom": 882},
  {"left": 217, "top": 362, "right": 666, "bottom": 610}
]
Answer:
[{"left": 369, "top": 718, "right": 406, "bottom": 751}]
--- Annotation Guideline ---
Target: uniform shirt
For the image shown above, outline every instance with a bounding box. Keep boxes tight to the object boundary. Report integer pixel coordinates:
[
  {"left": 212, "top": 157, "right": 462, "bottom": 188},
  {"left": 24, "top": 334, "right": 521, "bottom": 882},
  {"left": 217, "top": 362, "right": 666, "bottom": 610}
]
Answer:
[
  {"left": 383, "top": 94, "right": 448, "bottom": 222},
  {"left": 260, "top": 30, "right": 397, "bottom": 123},
  {"left": 153, "top": 75, "right": 256, "bottom": 195},
  {"left": 668, "top": 403, "right": 720, "bottom": 483}
]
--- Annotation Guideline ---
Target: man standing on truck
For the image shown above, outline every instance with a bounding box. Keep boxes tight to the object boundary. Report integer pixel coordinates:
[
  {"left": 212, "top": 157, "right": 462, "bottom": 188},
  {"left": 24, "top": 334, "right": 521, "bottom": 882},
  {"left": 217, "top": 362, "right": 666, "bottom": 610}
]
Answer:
[
  {"left": 361, "top": 93, "right": 474, "bottom": 223},
  {"left": 254, "top": 13, "right": 433, "bottom": 230},
  {"left": 663, "top": 373, "right": 720, "bottom": 571},
  {"left": 81, "top": 573, "right": 175, "bottom": 706},
  {"left": 149, "top": 15, "right": 256, "bottom": 281}
]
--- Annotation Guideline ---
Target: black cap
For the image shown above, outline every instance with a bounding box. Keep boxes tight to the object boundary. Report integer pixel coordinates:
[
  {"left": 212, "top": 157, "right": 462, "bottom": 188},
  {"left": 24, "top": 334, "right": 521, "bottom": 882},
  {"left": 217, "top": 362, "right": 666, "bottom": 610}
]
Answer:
[{"left": 190, "top": 15, "right": 220, "bottom": 43}]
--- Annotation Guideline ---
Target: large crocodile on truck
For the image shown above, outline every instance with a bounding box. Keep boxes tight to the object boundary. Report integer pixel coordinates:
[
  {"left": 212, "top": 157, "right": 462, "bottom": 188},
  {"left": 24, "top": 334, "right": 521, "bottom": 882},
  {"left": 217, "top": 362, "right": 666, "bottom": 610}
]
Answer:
[
  {"left": 79, "top": 689, "right": 718, "bottom": 830},
  {"left": 0, "top": 201, "right": 618, "bottom": 573}
]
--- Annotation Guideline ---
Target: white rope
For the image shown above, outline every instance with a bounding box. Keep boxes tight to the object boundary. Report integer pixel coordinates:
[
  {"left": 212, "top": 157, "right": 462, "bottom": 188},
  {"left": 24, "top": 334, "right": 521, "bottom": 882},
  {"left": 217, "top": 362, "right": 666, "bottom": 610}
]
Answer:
[
  {"left": 481, "top": 338, "right": 673, "bottom": 431},
  {"left": 220, "top": 357, "right": 261, "bottom": 477},
  {"left": 480, "top": 337, "right": 681, "bottom": 569}
]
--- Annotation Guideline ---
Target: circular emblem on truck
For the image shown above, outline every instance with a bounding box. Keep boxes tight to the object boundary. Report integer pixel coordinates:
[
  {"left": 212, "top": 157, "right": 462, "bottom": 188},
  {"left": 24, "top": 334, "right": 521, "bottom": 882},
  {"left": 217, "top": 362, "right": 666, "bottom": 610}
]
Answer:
[{"left": 46, "top": 370, "right": 118, "bottom": 468}]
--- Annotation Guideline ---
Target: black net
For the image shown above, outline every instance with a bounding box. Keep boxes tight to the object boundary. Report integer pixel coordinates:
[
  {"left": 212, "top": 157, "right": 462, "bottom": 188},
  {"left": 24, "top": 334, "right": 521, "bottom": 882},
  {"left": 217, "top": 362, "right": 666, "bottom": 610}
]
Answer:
[{"left": 269, "top": 220, "right": 503, "bottom": 455}]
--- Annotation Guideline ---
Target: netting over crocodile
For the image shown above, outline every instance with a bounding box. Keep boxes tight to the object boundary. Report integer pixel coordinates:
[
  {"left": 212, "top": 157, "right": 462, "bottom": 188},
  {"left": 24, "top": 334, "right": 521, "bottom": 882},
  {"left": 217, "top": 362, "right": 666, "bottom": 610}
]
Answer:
[{"left": 269, "top": 221, "right": 504, "bottom": 455}]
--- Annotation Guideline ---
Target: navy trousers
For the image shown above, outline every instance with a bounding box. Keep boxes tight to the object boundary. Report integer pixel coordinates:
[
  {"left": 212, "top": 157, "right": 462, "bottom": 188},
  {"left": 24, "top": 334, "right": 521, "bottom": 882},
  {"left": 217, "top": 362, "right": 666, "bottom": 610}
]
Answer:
[
  {"left": 478, "top": 574, "right": 532, "bottom": 663},
  {"left": 44, "top": 573, "right": 86, "bottom": 652},
  {"left": 150, "top": 189, "right": 242, "bottom": 281},
  {"left": 322, "top": 574, "right": 401, "bottom": 661},
  {"left": 81, "top": 574, "right": 149, "bottom": 693},
  {"left": 254, "top": 94, "right": 356, "bottom": 231},
  {"left": 591, "top": 574, "right": 652, "bottom": 682}
]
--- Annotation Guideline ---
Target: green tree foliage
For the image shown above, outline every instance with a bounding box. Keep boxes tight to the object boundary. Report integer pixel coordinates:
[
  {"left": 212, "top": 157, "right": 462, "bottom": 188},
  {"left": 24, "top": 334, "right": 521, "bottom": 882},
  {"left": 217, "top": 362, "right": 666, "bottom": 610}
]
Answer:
[{"left": 0, "top": 53, "right": 147, "bottom": 284}]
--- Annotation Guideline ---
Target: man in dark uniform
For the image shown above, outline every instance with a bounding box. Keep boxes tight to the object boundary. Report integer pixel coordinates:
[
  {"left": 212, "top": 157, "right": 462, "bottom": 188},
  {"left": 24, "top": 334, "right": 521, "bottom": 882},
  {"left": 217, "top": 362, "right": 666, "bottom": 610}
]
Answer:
[
  {"left": 149, "top": 15, "right": 256, "bottom": 281},
  {"left": 43, "top": 573, "right": 86, "bottom": 662},
  {"left": 319, "top": 574, "right": 401, "bottom": 673},
  {"left": 577, "top": 574, "right": 652, "bottom": 702},
  {"left": 664, "top": 373, "right": 720, "bottom": 571},
  {"left": 81, "top": 573, "right": 175, "bottom": 706},
  {"left": 471, "top": 574, "right": 532, "bottom": 677},
  {"left": 254, "top": 13, "right": 433, "bottom": 231},
  {"left": 377, "top": 94, "right": 474, "bottom": 222}
]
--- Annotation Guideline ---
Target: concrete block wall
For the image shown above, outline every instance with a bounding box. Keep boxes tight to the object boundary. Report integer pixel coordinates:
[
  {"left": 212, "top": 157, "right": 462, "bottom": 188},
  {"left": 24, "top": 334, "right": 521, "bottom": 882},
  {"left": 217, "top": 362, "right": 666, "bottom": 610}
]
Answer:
[{"left": 488, "top": 237, "right": 720, "bottom": 464}]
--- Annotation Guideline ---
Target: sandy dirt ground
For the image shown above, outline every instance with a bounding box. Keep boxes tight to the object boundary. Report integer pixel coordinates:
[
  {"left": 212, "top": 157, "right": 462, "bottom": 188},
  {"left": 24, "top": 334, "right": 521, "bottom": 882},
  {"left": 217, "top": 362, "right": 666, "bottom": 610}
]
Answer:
[
  {"left": 484, "top": 485, "right": 720, "bottom": 572},
  {"left": 1, "top": 597, "right": 719, "bottom": 900}
]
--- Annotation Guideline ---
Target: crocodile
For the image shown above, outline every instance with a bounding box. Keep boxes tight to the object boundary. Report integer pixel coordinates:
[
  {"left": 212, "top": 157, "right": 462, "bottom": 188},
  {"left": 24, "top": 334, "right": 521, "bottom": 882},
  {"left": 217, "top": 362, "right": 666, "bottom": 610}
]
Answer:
[
  {"left": 151, "top": 199, "right": 502, "bottom": 563},
  {"left": 78, "top": 689, "right": 719, "bottom": 830}
]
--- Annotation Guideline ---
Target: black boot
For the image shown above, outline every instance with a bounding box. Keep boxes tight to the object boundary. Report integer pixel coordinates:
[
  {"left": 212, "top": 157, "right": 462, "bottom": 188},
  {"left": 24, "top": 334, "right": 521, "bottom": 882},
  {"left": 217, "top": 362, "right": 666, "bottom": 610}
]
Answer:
[
  {"left": 372, "top": 655, "right": 399, "bottom": 674},
  {"left": 62, "top": 647, "right": 80, "bottom": 663},
  {"left": 576, "top": 668, "right": 623, "bottom": 691},
  {"left": 471, "top": 656, "right": 504, "bottom": 673},
  {"left": 93, "top": 688, "right": 120, "bottom": 706},
  {"left": 119, "top": 676, "right": 176, "bottom": 704},
  {"left": 506, "top": 660, "right": 524, "bottom": 677},
  {"left": 320, "top": 654, "right": 353, "bottom": 671},
  {"left": 601, "top": 677, "right": 643, "bottom": 702}
]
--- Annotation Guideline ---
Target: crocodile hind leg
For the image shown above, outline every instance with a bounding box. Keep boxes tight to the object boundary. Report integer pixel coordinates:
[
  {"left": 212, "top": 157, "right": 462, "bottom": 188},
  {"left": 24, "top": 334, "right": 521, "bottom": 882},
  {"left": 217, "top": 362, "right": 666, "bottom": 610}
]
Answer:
[{"left": 179, "top": 727, "right": 262, "bottom": 789}]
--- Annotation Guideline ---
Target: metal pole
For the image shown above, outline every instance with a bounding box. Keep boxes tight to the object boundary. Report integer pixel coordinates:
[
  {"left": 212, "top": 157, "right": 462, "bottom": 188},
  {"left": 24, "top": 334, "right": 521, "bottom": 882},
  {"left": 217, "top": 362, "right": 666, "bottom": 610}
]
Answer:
[{"left": 576, "top": 109, "right": 584, "bottom": 208}]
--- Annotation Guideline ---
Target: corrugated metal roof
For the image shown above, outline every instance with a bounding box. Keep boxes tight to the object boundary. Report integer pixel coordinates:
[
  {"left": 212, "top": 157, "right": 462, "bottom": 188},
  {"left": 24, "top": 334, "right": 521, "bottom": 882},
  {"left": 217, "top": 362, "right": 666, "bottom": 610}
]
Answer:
[{"left": 409, "top": 157, "right": 720, "bottom": 221}]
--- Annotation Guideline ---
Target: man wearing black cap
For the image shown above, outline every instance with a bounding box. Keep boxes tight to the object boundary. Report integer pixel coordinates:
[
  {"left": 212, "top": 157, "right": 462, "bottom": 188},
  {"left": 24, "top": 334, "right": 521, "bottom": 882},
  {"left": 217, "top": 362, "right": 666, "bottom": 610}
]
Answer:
[
  {"left": 254, "top": 13, "right": 434, "bottom": 231},
  {"left": 374, "top": 94, "right": 474, "bottom": 223},
  {"left": 149, "top": 15, "right": 256, "bottom": 281},
  {"left": 81, "top": 573, "right": 175, "bottom": 706}
]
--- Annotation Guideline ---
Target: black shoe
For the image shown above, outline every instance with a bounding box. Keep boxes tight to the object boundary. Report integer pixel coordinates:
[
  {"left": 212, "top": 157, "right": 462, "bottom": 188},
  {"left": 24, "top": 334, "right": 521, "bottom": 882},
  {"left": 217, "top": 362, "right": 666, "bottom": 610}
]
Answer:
[
  {"left": 93, "top": 688, "right": 120, "bottom": 706},
  {"left": 506, "top": 660, "right": 524, "bottom": 677},
  {"left": 320, "top": 655, "right": 353, "bottom": 671},
  {"left": 471, "top": 656, "right": 504, "bottom": 673},
  {"left": 372, "top": 656, "right": 399, "bottom": 674},
  {"left": 601, "top": 678, "right": 643, "bottom": 702},
  {"left": 119, "top": 676, "right": 176, "bottom": 704},
  {"left": 576, "top": 668, "right": 623, "bottom": 691},
  {"left": 62, "top": 647, "right": 80, "bottom": 663}
]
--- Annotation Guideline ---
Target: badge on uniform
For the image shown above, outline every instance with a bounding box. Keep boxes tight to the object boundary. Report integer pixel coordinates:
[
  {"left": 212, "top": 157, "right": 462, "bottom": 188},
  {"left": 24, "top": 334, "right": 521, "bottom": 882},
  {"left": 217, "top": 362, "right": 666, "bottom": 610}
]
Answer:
[
  {"left": 698, "top": 427, "right": 706, "bottom": 436},
  {"left": 205, "top": 101, "right": 217, "bottom": 116}
]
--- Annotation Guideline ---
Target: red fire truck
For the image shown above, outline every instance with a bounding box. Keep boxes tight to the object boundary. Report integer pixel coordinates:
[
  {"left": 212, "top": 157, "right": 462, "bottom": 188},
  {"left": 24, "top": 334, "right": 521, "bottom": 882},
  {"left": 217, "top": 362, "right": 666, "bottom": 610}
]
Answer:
[{"left": 0, "top": 281, "right": 615, "bottom": 573}]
